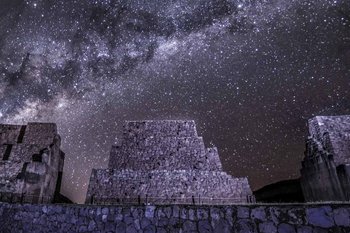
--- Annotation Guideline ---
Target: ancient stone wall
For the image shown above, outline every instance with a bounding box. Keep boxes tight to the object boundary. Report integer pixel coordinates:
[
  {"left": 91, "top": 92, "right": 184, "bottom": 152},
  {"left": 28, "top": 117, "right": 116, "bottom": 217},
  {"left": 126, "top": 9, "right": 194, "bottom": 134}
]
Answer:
[
  {"left": 308, "top": 116, "right": 350, "bottom": 165},
  {"left": 88, "top": 120, "right": 252, "bottom": 205},
  {"left": 0, "top": 202, "right": 349, "bottom": 233},
  {"left": 108, "top": 139, "right": 221, "bottom": 171},
  {"left": 0, "top": 123, "right": 65, "bottom": 204},
  {"left": 86, "top": 170, "right": 251, "bottom": 205},
  {"left": 108, "top": 121, "right": 222, "bottom": 171},
  {"left": 301, "top": 116, "right": 350, "bottom": 202}
]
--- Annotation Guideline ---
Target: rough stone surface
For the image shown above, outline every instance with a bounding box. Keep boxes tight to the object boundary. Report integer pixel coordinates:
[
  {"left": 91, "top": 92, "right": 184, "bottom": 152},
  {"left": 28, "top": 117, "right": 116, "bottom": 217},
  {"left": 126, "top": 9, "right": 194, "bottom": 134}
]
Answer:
[
  {"left": 306, "top": 207, "right": 334, "bottom": 228},
  {"left": 278, "top": 223, "right": 296, "bottom": 233},
  {"left": 0, "top": 203, "right": 349, "bottom": 232},
  {"left": 334, "top": 208, "right": 350, "bottom": 227},
  {"left": 259, "top": 221, "right": 277, "bottom": 233},
  {"left": 300, "top": 115, "right": 350, "bottom": 202},
  {"left": 0, "top": 122, "right": 65, "bottom": 204},
  {"left": 86, "top": 120, "right": 254, "bottom": 205}
]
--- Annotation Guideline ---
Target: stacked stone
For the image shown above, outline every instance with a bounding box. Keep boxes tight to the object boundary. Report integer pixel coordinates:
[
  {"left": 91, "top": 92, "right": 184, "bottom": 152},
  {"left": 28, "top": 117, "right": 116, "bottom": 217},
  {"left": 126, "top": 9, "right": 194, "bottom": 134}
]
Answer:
[
  {"left": 0, "top": 122, "right": 65, "bottom": 204},
  {"left": 308, "top": 115, "right": 350, "bottom": 165},
  {"left": 86, "top": 120, "right": 254, "bottom": 205},
  {"left": 1, "top": 202, "right": 350, "bottom": 233},
  {"left": 301, "top": 115, "right": 350, "bottom": 202}
]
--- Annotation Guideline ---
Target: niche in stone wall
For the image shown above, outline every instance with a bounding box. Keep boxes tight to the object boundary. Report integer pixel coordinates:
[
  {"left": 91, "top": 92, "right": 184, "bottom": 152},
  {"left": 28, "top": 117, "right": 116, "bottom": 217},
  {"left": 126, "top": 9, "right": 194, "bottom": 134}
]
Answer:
[
  {"left": 32, "top": 154, "right": 42, "bottom": 162},
  {"left": 2, "top": 144, "right": 13, "bottom": 161},
  {"left": 17, "top": 125, "right": 26, "bottom": 143}
]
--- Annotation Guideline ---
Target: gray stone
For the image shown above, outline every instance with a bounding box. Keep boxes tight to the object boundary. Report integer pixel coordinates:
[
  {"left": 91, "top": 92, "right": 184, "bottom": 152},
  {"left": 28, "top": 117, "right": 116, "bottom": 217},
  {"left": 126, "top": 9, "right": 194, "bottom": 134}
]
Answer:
[
  {"left": 212, "top": 219, "right": 230, "bottom": 233},
  {"left": 300, "top": 116, "right": 350, "bottom": 202},
  {"left": 158, "top": 217, "right": 169, "bottom": 227},
  {"left": 144, "top": 224, "right": 156, "bottom": 233},
  {"left": 296, "top": 226, "right": 313, "bottom": 233},
  {"left": 157, "top": 227, "right": 167, "bottom": 233},
  {"left": 333, "top": 208, "right": 350, "bottom": 227},
  {"left": 251, "top": 207, "right": 266, "bottom": 221},
  {"left": 126, "top": 226, "right": 138, "bottom": 233},
  {"left": 101, "top": 207, "right": 109, "bottom": 215},
  {"left": 189, "top": 208, "right": 195, "bottom": 220},
  {"left": 224, "top": 207, "right": 234, "bottom": 226},
  {"left": 78, "top": 225, "right": 87, "bottom": 232},
  {"left": 235, "top": 219, "right": 257, "bottom": 233},
  {"left": 122, "top": 207, "right": 131, "bottom": 216},
  {"left": 134, "top": 219, "right": 141, "bottom": 230},
  {"left": 169, "top": 217, "right": 180, "bottom": 226},
  {"left": 237, "top": 207, "right": 250, "bottom": 219},
  {"left": 312, "top": 227, "right": 328, "bottom": 233},
  {"left": 183, "top": 220, "right": 197, "bottom": 232},
  {"left": 102, "top": 214, "right": 108, "bottom": 222},
  {"left": 157, "top": 208, "right": 166, "bottom": 218},
  {"left": 124, "top": 216, "right": 134, "bottom": 226},
  {"left": 88, "top": 220, "right": 96, "bottom": 231},
  {"left": 141, "top": 217, "right": 152, "bottom": 229},
  {"left": 0, "top": 123, "right": 65, "bottom": 205},
  {"left": 145, "top": 206, "right": 156, "bottom": 218},
  {"left": 287, "top": 208, "right": 304, "bottom": 225},
  {"left": 210, "top": 208, "right": 223, "bottom": 220},
  {"left": 306, "top": 207, "right": 334, "bottom": 228},
  {"left": 85, "top": 120, "right": 254, "bottom": 205},
  {"left": 259, "top": 221, "right": 277, "bottom": 233},
  {"left": 132, "top": 207, "right": 143, "bottom": 219},
  {"left": 278, "top": 223, "right": 296, "bottom": 233},
  {"left": 115, "top": 213, "right": 123, "bottom": 221},
  {"left": 163, "top": 207, "right": 172, "bottom": 218},
  {"left": 198, "top": 208, "right": 209, "bottom": 220},
  {"left": 198, "top": 220, "right": 212, "bottom": 233},
  {"left": 181, "top": 208, "right": 188, "bottom": 219},
  {"left": 115, "top": 222, "right": 126, "bottom": 233},
  {"left": 105, "top": 222, "right": 116, "bottom": 232},
  {"left": 269, "top": 207, "right": 281, "bottom": 225},
  {"left": 173, "top": 205, "right": 180, "bottom": 218}
]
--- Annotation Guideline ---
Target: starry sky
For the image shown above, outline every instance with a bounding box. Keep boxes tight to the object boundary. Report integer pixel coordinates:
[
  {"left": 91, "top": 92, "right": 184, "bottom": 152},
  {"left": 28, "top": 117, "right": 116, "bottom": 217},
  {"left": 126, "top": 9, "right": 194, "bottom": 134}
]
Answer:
[{"left": 0, "top": 0, "right": 349, "bottom": 203}]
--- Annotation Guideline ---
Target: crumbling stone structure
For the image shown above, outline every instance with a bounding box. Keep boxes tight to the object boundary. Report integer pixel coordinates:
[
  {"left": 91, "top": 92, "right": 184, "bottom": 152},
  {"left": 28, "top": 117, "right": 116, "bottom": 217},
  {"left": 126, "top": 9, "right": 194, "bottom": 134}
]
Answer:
[
  {"left": 301, "top": 115, "right": 350, "bottom": 202},
  {"left": 0, "top": 122, "right": 65, "bottom": 204},
  {"left": 86, "top": 120, "right": 254, "bottom": 205}
]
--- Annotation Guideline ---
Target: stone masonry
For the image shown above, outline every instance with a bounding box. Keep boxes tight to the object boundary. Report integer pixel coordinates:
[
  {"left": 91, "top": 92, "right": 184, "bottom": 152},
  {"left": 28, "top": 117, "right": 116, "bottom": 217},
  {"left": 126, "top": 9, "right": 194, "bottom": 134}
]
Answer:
[
  {"left": 0, "top": 122, "right": 65, "bottom": 204},
  {"left": 300, "top": 115, "right": 350, "bottom": 202},
  {"left": 86, "top": 120, "right": 254, "bottom": 205},
  {"left": 0, "top": 202, "right": 350, "bottom": 233}
]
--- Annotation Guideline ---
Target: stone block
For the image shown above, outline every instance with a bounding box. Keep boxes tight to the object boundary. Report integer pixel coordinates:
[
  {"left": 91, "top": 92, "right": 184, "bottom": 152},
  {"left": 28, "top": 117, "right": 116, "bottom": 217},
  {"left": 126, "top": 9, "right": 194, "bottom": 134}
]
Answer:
[
  {"left": 238, "top": 207, "right": 250, "bottom": 219},
  {"left": 251, "top": 207, "right": 266, "bottom": 221},
  {"left": 145, "top": 206, "right": 156, "bottom": 218},
  {"left": 259, "top": 221, "right": 277, "bottom": 233},
  {"left": 296, "top": 226, "right": 313, "bottom": 233},
  {"left": 278, "top": 223, "right": 296, "bottom": 233},
  {"left": 333, "top": 208, "right": 350, "bottom": 227},
  {"left": 198, "top": 220, "right": 212, "bottom": 233},
  {"left": 306, "top": 207, "right": 334, "bottom": 228}
]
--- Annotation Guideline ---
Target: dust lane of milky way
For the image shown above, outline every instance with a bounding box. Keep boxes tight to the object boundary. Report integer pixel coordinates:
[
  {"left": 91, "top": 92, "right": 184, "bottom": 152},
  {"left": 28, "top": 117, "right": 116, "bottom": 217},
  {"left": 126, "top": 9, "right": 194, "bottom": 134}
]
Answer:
[{"left": 0, "top": 0, "right": 349, "bottom": 203}]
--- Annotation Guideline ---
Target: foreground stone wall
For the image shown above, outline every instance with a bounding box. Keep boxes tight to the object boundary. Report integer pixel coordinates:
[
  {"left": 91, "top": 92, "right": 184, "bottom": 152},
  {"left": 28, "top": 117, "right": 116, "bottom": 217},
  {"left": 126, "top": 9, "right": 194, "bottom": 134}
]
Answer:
[{"left": 0, "top": 202, "right": 349, "bottom": 233}]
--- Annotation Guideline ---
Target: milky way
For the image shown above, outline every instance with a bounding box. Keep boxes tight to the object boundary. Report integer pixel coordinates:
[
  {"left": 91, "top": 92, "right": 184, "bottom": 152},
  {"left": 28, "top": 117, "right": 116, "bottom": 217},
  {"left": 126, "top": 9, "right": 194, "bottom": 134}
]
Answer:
[{"left": 0, "top": 0, "right": 349, "bottom": 203}]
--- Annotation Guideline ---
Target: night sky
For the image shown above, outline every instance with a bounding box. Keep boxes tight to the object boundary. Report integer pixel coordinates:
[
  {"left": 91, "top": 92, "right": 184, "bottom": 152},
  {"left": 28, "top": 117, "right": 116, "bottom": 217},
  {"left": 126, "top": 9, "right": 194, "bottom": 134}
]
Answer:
[{"left": 0, "top": 0, "right": 349, "bottom": 203}]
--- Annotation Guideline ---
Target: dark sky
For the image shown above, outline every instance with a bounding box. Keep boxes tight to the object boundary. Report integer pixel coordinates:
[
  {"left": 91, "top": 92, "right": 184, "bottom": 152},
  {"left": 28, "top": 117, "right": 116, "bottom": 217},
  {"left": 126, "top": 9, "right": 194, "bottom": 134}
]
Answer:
[{"left": 0, "top": 0, "right": 349, "bottom": 203}]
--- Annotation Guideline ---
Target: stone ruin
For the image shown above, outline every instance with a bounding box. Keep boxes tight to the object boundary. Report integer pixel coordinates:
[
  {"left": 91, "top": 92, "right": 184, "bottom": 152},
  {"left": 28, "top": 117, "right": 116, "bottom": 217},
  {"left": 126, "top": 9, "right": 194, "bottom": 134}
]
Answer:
[
  {"left": 301, "top": 115, "right": 350, "bottom": 202},
  {"left": 0, "top": 122, "right": 65, "bottom": 204},
  {"left": 86, "top": 120, "right": 254, "bottom": 205}
]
